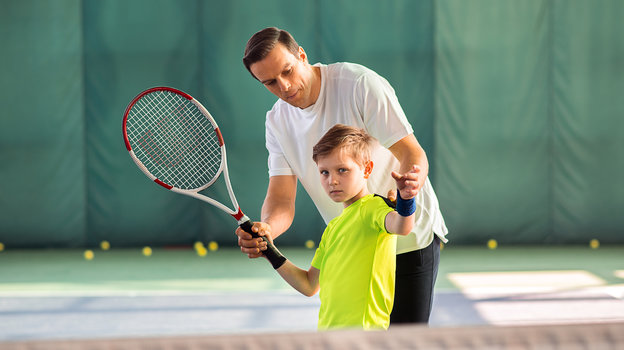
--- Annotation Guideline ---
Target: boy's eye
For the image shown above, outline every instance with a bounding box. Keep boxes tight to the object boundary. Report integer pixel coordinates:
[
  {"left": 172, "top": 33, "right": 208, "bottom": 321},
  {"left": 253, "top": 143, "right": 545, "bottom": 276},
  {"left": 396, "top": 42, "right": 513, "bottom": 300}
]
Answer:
[
  {"left": 320, "top": 170, "right": 328, "bottom": 176},
  {"left": 339, "top": 168, "right": 348, "bottom": 173}
]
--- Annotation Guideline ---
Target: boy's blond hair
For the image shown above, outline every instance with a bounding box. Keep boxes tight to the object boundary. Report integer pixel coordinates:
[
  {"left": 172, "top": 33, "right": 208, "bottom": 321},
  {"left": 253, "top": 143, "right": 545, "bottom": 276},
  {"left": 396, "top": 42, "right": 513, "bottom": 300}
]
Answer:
[{"left": 312, "top": 124, "right": 373, "bottom": 167}]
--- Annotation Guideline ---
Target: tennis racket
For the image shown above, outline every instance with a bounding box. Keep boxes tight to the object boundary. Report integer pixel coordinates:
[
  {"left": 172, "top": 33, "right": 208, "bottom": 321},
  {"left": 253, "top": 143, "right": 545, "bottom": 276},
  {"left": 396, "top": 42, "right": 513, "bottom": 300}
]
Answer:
[{"left": 122, "top": 86, "right": 285, "bottom": 268}]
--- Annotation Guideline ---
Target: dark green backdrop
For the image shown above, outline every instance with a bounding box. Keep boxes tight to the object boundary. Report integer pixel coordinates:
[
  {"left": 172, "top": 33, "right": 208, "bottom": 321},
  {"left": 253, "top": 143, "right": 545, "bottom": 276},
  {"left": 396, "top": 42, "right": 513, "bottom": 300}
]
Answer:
[{"left": 1, "top": 0, "right": 622, "bottom": 248}]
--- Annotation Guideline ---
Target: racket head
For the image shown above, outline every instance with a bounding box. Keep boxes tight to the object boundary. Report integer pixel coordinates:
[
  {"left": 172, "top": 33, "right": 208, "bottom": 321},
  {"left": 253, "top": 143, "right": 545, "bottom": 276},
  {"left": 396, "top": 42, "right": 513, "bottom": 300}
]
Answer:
[{"left": 122, "top": 87, "right": 225, "bottom": 191}]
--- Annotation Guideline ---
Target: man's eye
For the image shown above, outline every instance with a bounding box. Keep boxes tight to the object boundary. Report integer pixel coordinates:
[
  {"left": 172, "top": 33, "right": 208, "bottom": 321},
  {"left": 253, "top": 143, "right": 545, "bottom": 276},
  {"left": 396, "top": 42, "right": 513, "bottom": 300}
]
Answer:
[{"left": 285, "top": 68, "right": 292, "bottom": 75}]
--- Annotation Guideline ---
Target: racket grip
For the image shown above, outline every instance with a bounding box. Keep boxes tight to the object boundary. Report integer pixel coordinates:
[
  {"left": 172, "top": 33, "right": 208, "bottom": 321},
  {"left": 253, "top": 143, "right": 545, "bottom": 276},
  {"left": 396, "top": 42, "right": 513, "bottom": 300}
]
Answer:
[{"left": 239, "top": 220, "right": 287, "bottom": 269}]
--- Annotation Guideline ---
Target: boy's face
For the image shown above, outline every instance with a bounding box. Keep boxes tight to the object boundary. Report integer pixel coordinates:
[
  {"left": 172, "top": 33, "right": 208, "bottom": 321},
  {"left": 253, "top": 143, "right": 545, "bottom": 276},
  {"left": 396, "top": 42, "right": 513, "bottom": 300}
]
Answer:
[{"left": 316, "top": 148, "right": 372, "bottom": 208}]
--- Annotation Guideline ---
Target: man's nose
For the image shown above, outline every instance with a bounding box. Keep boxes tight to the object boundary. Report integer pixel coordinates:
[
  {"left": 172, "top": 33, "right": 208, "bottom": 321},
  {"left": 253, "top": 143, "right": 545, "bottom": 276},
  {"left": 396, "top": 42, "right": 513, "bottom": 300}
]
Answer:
[{"left": 277, "top": 77, "right": 290, "bottom": 92}]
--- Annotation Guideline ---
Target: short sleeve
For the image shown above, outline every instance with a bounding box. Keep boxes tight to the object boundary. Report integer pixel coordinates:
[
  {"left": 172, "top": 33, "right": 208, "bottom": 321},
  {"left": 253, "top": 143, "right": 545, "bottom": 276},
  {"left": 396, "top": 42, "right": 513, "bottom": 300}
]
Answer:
[
  {"left": 356, "top": 72, "right": 414, "bottom": 148},
  {"left": 311, "top": 226, "right": 328, "bottom": 270},
  {"left": 361, "top": 196, "right": 395, "bottom": 233}
]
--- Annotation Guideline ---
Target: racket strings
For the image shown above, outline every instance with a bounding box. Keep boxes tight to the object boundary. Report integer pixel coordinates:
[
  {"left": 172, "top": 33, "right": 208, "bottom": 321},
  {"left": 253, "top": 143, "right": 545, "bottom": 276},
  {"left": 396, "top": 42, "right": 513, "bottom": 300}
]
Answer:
[{"left": 126, "top": 90, "right": 223, "bottom": 189}]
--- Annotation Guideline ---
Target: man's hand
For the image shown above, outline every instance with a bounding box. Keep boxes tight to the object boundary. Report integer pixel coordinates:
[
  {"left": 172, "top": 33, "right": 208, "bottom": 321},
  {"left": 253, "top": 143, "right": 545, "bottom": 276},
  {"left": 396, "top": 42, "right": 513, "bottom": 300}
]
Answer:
[
  {"left": 391, "top": 164, "right": 421, "bottom": 199},
  {"left": 235, "top": 222, "right": 272, "bottom": 258}
]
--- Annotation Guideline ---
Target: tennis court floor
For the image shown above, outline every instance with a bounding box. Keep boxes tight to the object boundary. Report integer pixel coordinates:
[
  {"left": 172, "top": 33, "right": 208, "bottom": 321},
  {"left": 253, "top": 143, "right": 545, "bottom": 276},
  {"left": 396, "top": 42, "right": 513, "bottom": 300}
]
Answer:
[{"left": 1, "top": 246, "right": 623, "bottom": 341}]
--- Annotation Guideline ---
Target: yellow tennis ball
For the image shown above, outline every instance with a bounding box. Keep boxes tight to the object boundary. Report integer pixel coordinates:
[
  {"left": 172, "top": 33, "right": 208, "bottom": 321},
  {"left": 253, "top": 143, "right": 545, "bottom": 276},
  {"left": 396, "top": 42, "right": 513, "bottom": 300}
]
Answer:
[
  {"left": 589, "top": 239, "right": 600, "bottom": 249},
  {"left": 142, "top": 246, "right": 152, "bottom": 256},
  {"left": 100, "top": 241, "right": 110, "bottom": 250},
  {"left": 439, "top": 242, "right": 445, "bottom": 251},
  {"left": 487, "top": 239, "right": 498, "bottom": 250},
  {"left": 197, "top": 247, "right": 208, "bottom": 257},
  {"left": 194, "top": 241, "right": 204, "bottom": 251},
  {"left": 208, "top": 241, "right": 218, "bottom": 251},
  {"left": 305, "top": 240, "right": 315, "bottom": 249},
  {"left": 0, "top": 242, "right": 4, "bottom": 252},
  {"left": 84, "top": 250, "right": 94, "bottom": 260}
]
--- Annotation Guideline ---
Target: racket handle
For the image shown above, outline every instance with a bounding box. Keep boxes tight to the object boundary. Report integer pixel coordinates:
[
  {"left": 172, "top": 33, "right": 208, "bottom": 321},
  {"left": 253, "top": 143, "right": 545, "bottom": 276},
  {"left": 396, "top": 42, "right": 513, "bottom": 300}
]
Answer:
[{"left": 239, "top": 220, "right": 287, "bottom": 269}]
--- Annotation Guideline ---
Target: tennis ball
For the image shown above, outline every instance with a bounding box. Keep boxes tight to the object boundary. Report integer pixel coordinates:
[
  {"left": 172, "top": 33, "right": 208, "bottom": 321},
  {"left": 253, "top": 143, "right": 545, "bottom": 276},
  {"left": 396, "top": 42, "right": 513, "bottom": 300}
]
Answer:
[
  {"left": 194, "top": 241, "right": 205, "bottom": 251},
  {"left": 589, "top": 239, "right": 600, "bottom": 249},
  {"left": 439, "top": 242, "right": 445, "bottom": 251},
  {"left": 305, "top": 240, "right": 315, "bottom": 249},
  {"left": 84, "top": 250, "right": 94, "bottom": 260},
  {"left": 142, "top": 246, "right": 152, "bottom": 257},
  {"left": 487, "top": 239, "right": 498, "bottom": 250},
  {"left": 208, "top": 241, "right": 218, "bottom": 251},
  {"left": 100, "top": 240, "right": 110, "bottom": 251},
  {"left": 197, "top": 247, "right": 208, "bottom": 257},
  {"left": 0, "top": 242, "right": 4, "bottom": 252}
]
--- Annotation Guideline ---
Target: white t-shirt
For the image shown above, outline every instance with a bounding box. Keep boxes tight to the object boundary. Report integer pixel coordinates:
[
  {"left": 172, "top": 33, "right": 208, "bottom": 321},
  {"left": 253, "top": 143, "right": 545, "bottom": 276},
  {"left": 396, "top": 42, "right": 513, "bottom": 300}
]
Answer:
[{"left": 265, "top": 62, "right": 447, "bottom": 252}]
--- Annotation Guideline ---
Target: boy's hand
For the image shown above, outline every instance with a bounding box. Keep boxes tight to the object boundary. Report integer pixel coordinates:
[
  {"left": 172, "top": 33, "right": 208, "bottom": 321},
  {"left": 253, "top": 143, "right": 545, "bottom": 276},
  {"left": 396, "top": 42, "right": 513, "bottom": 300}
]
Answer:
[
  {"left": 235, "top": 222, "right": 272, "bottom": 258},
  {"left": 391, "top": 164, "right": 421, "bottom": 199}
]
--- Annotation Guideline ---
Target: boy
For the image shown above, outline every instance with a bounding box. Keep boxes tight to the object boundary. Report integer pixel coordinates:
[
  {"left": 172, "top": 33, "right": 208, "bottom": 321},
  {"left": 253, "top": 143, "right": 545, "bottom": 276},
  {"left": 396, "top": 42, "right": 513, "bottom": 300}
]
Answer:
[{"left": 254, "top": 124, "right": 418, "bottom": 330}]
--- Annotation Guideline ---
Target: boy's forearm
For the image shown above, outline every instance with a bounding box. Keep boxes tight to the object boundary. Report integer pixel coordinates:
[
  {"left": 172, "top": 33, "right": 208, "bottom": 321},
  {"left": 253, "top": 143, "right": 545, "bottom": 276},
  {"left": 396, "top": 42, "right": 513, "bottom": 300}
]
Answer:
[
  {"left": 276, "top": 261, "right": 319, "bottom": 297},
  {"left": 396, "top": 213, "right": 415, "bottom": 235}
]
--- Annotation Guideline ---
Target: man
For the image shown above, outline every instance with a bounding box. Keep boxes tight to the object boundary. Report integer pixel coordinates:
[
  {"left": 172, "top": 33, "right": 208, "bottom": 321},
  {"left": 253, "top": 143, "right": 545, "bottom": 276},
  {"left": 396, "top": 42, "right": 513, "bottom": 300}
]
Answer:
[{"left": 236, "top": 27, "right": 448, "bottom": 324}]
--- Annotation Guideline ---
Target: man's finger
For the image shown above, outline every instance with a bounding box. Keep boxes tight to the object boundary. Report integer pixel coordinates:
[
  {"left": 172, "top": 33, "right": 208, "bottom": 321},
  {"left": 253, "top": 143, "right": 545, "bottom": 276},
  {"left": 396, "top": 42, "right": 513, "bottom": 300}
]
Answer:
[
  {"left": 242, "top": 246, "right": 264, "bottom": 259},
  {"left": 235, "top": 227, "right": 253, "bottom": 240}
]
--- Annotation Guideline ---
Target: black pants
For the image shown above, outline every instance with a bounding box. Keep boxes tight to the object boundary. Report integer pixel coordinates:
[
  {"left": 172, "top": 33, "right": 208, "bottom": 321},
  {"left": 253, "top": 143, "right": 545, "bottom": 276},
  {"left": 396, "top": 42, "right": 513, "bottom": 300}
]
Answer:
[{"left": 390, "top": 235, "right": 440, "bottom": 324}]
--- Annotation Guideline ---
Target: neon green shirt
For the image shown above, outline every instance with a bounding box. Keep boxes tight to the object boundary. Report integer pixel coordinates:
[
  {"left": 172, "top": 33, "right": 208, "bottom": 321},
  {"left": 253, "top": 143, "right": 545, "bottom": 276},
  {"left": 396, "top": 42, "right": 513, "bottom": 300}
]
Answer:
[{"left": 311, "top": 194, "right": 396, "bottom": 330}]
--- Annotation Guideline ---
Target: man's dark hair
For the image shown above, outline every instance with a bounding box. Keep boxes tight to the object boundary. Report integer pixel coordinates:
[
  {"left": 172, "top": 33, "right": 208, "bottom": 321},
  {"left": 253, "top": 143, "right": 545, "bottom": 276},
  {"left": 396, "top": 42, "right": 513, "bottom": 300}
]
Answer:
[{"left": 243, "top": 27, "right": 300, "bottom": 80}]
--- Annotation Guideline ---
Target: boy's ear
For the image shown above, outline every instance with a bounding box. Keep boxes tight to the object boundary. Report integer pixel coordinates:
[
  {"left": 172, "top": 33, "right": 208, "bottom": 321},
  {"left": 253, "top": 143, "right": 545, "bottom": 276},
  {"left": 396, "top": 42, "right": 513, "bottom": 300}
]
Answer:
[{"left": 363, "top": 161, "right": 374, "bottom": 179}]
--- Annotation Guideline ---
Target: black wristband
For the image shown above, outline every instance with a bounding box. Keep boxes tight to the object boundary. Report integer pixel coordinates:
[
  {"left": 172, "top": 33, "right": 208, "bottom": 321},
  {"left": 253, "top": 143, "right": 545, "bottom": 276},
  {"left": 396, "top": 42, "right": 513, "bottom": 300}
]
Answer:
[{"left": 263, "top": 241, "right": 287, "bottom": 269}]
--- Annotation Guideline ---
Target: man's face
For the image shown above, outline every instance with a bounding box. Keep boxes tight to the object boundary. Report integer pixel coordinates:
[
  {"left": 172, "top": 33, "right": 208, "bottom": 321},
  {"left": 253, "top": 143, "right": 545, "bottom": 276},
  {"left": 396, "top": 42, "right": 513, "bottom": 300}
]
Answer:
[{"left": 250, "top": 44, "right": 316, "bottom": 109}]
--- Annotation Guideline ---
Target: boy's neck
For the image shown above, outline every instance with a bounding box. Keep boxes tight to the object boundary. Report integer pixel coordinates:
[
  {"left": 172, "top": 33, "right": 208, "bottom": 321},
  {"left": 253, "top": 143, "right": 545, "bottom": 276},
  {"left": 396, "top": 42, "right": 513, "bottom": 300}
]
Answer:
[{"left": 343, "top": 187, "right": 370, "bottom": 208}]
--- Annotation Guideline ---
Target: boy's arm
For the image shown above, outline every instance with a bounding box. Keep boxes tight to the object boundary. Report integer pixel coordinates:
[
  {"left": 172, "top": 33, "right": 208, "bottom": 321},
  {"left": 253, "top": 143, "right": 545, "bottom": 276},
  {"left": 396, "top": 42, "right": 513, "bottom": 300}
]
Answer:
[
  {"left": 276, "top": 262, "right": 320, "bottom": 297},
  {"left": 385, "top": 211, "right": 414, "bottom": 236},
  {"left": 250, "top": 222, "right": 320, "bottom": 297},
  {"left": 385, "top": 165, "right": 418, "bottom": 235}
]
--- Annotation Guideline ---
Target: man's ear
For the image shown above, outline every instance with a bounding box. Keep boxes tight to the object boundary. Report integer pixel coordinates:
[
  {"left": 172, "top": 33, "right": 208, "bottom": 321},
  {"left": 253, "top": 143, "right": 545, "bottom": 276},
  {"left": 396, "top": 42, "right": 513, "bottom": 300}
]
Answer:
[
  {"left": 364, "top": 161, "right": 374, "bottom": 179},
  {"left": 298, "top": 46, "right": 308, "bottom": 63}
]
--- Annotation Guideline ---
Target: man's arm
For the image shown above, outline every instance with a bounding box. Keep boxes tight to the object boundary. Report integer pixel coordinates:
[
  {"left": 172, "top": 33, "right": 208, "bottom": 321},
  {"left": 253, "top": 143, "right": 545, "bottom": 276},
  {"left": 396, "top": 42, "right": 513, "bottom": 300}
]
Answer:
[
  {"left": 235, "top": 175, "right": 297, "bottom": 258},
  {"left": 261, "top": 175, "right": 297, "bottom": 237},
  {"left": 387, "top": 134, "right": 429, "bottom": 199}
]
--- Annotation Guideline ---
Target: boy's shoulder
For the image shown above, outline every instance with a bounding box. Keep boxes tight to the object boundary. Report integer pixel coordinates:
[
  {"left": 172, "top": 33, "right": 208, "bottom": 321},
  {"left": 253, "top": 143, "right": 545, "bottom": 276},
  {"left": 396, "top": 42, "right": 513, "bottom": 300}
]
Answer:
[{"left": 373, "top": 194, "right": 396, "bottom": 209}]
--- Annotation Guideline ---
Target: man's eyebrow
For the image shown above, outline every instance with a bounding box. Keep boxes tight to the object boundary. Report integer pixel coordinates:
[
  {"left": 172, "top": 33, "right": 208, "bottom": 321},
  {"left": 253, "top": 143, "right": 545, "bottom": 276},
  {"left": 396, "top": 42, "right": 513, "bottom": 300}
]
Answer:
[
  {"left": 260, "top": 77, "right": 275, "bottom": 85},
  {"left": 259, "top": 63, "right": 291, "bottom": 85}
]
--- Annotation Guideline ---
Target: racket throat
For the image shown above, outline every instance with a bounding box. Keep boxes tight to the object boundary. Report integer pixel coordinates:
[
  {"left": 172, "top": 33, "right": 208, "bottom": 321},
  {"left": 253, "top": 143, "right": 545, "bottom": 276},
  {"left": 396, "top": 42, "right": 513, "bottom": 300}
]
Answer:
[{"left": 232, "top": 207, "right": 249, "bottom": 225}]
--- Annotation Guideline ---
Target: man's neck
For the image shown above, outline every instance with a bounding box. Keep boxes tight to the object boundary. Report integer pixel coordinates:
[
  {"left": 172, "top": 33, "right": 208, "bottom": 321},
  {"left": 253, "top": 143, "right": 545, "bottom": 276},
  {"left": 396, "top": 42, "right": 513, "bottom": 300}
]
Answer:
[{"left": 305, "top": 65, "right": 322, "bottom": 108}]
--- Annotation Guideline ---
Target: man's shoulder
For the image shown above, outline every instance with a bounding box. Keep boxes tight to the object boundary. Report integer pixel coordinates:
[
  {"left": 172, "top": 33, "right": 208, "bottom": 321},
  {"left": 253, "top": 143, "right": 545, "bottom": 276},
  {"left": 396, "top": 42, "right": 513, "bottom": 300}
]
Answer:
[
  {"left": 326, "top": 62, "right": 375, "bottom": 79},
  {"left": 266, "top": 98, "right": 291, "bottom": 120}
]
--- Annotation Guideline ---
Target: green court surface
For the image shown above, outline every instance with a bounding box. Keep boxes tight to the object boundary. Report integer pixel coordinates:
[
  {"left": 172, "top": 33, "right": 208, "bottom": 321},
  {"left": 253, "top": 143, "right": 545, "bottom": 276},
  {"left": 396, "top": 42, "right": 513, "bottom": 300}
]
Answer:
[
  {"left": 0, "top": 245, "right": 623, "bottom": 341},
  {"left": 0, "top": 245, "right": 622, "bottom": 294}
]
